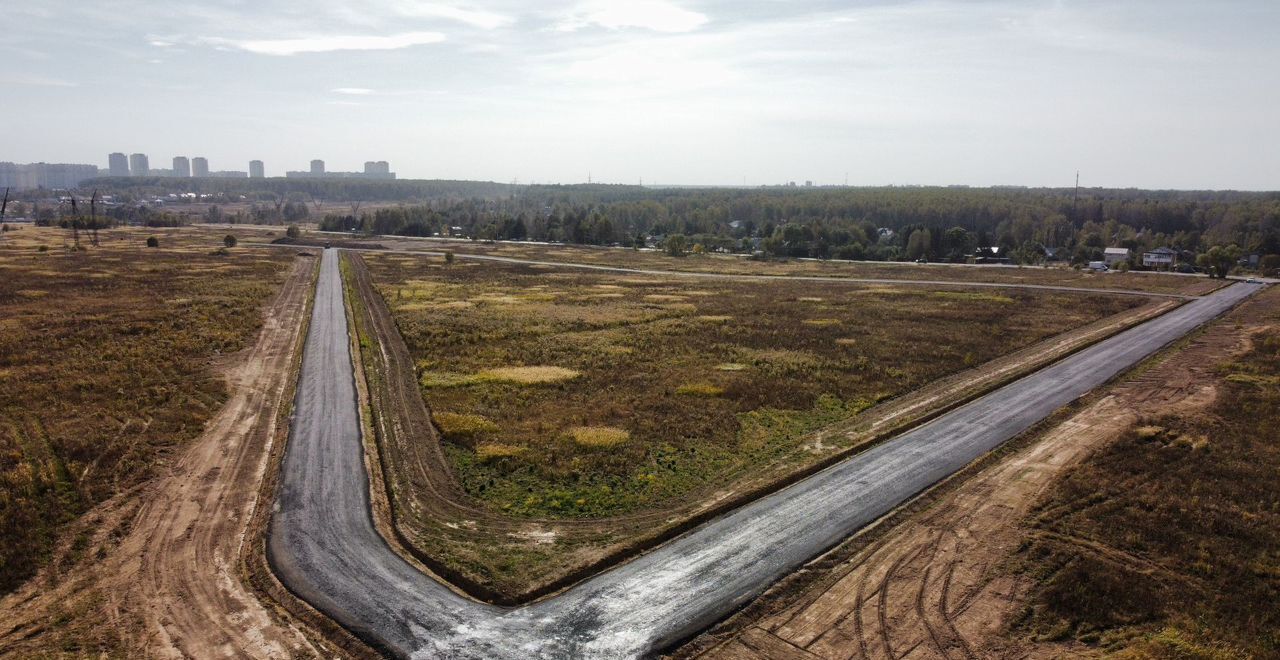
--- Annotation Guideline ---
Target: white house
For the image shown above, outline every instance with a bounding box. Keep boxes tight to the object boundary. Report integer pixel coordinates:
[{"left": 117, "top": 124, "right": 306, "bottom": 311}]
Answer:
[
  {"left": 1103, "top": 247, "right": 1131, "bottom": 266},
  {"left": 1142, "top": 247, "right": 1177, "bottom": 268}
]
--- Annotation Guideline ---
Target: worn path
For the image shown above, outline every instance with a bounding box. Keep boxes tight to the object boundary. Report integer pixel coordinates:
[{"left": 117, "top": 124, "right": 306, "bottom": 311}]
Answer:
[{"left": 269, "top": 249, "right": 1258, "bottom": 659}]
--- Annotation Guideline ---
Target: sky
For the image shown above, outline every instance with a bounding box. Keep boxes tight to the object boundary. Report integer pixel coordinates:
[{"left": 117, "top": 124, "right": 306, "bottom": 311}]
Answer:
[{"left": 1, "top": 0, "right": 1278, "bottom": 189}]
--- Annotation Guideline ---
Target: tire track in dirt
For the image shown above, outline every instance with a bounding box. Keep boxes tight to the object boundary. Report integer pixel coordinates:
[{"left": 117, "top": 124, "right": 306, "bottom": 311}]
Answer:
[
  {"left": 0, "top": 257, "right": 326, "bottom": 658},
  {"left": 686, "top": 287, "right": 1274, "bottom": 660}
]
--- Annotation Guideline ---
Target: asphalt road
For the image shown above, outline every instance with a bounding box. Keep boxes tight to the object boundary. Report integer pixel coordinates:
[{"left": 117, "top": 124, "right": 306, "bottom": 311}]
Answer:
[{"left": 268, "top": 250, "right": 1260, "bottom": 659}]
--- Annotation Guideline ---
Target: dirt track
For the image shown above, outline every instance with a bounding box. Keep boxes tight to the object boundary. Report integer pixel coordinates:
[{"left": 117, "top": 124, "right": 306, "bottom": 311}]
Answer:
[
  {"left": 0, "top": 257, "right": 324, "bottom": 658},
  {"left": 688, "top": 287, "right": 1275, "bottom": 660}
]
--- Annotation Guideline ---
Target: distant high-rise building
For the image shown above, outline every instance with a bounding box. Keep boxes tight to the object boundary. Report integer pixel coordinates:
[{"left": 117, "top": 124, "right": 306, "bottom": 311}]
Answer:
[
  {"left": 287, "top": 159, "right": 394, "bottom": 180},
  {"left": 0, "top": 162, "right": 99, "bottom": 189},
  {"left": 249, "top": 160, "right": 265, "bottom": 178},
  {"left": 173, "top": 156, "right": 191, "bottom": 178},
  {"left": 129, "top": 153, "right": 149, "bottom": 176},
  {"left": 108, "top": 152, "right": 129, "bottom": 177},
  {"left": 192, "top": 157, "right": 209, "bottom": 177}
]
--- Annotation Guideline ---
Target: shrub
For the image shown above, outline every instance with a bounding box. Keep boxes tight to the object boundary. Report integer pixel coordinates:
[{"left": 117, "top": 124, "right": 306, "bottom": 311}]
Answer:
[
  {"left": 146, "top": 236, "right": 159, "bottom": 248},
  {"left": 37, "top": 245, "right": 49, "bottom": 252},
  {"left": 223, "top": 234, "right": 237, "bottom": 248},
  {"left": 445, "top": 251, "right": 455, "bottom": 264},
  {"left": 285, "top": 224, "right": 301, "bottom": 239}
]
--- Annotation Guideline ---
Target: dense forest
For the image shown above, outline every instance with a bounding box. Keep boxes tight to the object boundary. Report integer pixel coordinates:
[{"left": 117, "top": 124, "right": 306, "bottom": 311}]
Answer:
[
  {"left": 316, "top": 185, "right": 1279, "bottom": 271},
  {"left": 21, "top": 179, "right": 1280, "bottom": 271}
]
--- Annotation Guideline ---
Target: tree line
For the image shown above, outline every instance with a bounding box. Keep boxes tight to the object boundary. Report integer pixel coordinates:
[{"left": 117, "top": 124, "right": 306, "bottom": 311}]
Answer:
[{"left": 317, "top": 185, "right": 1280, "bottom": 271}]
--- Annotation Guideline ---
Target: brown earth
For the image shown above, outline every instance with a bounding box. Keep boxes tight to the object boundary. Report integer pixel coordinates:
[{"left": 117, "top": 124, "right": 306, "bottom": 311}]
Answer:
[
  {"left": 0, "top": 257, "right": 344, "bottom": 658},
  {"left": 681, "top": 287, "right": 1274, "bottom": 660},
  {"left": 344, "top": 250, "right": 1181, "bottom": 604}
]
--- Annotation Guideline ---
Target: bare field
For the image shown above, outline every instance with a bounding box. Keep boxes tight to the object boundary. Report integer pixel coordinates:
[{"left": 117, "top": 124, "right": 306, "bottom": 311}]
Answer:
[{"left": 0, "top": 226, "right": 295, "bottom": 594}]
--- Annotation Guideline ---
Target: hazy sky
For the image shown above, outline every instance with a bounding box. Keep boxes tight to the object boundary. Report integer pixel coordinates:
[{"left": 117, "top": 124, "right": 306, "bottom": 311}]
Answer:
[{"left": 2, "top": 0, "right": 1277, "bottom": 188}]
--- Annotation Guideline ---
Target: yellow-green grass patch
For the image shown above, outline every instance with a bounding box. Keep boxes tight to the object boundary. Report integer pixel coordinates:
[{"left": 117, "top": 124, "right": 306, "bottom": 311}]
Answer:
[
  {"left": 433, "top": 412, "right": 500, "bottom": 440},
  {"left": 477, "top": 443, "right": 527, "bottom": 462},
  {"left": 567, "top": 426, "right": 631, "bottom": 448},
  {"left": 931, "top": 291, "right": 1016, "bottom": 304},
  {"left": 675, "top": 382, "right": 725, "bottom": 396},
  {"left": 424, "top": 366, "right": 582, "bottom": 388}
]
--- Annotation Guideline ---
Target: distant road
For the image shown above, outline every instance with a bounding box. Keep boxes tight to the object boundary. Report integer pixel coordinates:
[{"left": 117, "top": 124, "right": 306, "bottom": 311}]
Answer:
[
  {"left": 250, "top": 240, "right": 1199, "bottom": 299},
  {"left": 268, "top": 250, "right": 1259, "bottom": 658}
]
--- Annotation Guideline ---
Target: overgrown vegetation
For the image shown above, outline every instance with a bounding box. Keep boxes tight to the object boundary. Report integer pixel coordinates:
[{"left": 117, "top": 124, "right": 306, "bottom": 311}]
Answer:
[
  {"left": 0, "top": 229, "right": 290, "bottom": 593},
  {"left": 366, "top": 254, "right": 1144, "bottom": 519},
  {"left": 1015, "top": 321, "right": 1280, "bottom": 656}
]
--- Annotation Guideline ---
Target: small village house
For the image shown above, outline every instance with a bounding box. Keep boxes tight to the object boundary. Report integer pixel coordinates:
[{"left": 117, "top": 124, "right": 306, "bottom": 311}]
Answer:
[{"left": 1103, "top": 247, "right": 1130, "bottom": 266}]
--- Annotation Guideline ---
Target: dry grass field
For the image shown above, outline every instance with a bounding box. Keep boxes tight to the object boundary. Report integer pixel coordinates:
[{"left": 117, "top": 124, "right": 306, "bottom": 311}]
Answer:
[
  {"left": 365, "top": 234, "right": 1224, "bottom": 297},
  {"left": 0, "top": 226, "right": 293, "bottom": 593},
  {"left": 363, "top": 252, "right": 1147, "bottom": 521},
  {"left": 1014, "top": 310, "right": 1280, "bottom": 656}
]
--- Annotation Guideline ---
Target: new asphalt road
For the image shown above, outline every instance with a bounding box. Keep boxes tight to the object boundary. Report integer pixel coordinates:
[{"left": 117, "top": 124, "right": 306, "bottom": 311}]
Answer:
[{"left": 268, "top": 250, "right": 1260, "bottom": 659}]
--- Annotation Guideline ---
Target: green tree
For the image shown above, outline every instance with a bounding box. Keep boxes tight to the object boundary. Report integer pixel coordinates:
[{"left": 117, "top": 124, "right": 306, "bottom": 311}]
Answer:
[
  {"left": 906, "top": 228, "right": 932, "bottom": 260},
  {"left": 223, "top": 234, "right": 237, "bottom": 248},
  {"left": 664, "top": 234, "right": 688, "bottom": 257},
  {"left": 146, "top": 236, "right": 159, "bottom": 248},
  {"left": 1196, "top": 244, "right": 1241, "bottom": 278}
]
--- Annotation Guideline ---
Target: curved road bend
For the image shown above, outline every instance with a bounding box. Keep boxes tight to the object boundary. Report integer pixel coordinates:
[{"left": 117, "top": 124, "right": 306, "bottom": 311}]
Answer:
[{"left": 268, "top": 250, "right": 1260, "bottom": 659}]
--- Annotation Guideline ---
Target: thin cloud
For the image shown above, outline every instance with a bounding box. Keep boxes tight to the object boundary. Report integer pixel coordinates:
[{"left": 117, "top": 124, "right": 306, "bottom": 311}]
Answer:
[
  {"left": 202, "top": 31, "right": 446, "bottom": 56},
  {"left": 332, "top": 87, "right": 375, "bottom": 95},
  {"left": 386, "top": 2, "right": 514, "bottom": 30},
  {"left": 0, "top": 73, "right": 78, "bottom": 87},
  {"left": 557, "top": 0, "right": 708, "bottom": 33}
]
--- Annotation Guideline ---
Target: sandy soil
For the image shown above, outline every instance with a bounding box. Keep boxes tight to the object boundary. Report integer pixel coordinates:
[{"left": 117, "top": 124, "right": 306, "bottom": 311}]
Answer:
[
  {"left": 0, "top": 257, "right": 326, "bottom": 658},
  {"left": 685, "top": 289, "right": 1273, "bottom": 660}
]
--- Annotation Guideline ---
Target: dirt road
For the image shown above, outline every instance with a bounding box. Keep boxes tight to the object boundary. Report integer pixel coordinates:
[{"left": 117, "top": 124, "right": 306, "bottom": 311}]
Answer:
[
  {"left": 0, "top": 257, "right": 324, "bottom": 658},
  {"left": 689, "top": 286, "right": 1275, "bottom": 660}
]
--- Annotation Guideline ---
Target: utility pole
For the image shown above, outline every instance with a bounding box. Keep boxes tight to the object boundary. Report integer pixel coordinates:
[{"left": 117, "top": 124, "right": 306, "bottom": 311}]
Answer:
[
  {"left": 69, "top": 195, "right": 80, "bottom": 247},
  {"left": 1, "top": 188, "right": 9, "bottom": 223},
  {"left": 90, "top": 189, "right": 100, "bottom": 246},
  {"left": 1072, "top": 170, "right": 1080, "bottom": 227}
]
